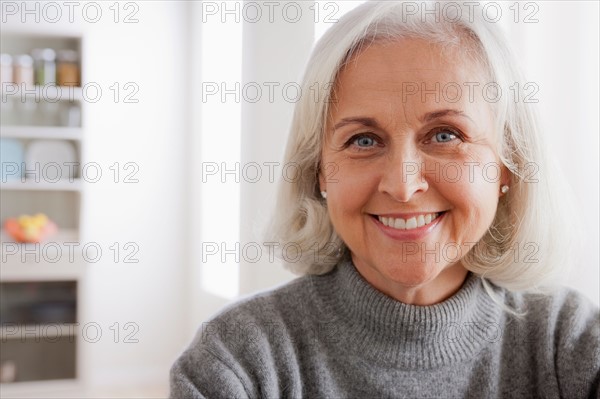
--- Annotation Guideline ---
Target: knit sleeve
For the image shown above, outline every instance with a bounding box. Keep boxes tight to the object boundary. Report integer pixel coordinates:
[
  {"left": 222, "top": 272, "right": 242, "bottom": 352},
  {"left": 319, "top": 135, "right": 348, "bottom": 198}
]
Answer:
[
  {"left": 553, "top": 290, "right": 600, "bottom": 398},
  {"left": 168, "top": 282, "right": 310, "bottom": 399},
  {"left": 169, "top": 345, "right": 251, "bottom": 399}
]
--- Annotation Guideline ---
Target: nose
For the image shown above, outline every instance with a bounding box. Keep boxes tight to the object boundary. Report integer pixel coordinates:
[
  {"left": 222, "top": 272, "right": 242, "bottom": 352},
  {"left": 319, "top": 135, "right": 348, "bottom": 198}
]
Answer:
[{"left": 378, "top": 147, "right": 429, "bottom": 202}]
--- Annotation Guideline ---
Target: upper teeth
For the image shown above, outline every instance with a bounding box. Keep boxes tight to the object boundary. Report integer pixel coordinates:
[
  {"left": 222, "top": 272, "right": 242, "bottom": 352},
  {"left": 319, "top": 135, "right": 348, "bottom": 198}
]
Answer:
[{"left": 378, "top": 213, "right": 440, "bottom": 230}]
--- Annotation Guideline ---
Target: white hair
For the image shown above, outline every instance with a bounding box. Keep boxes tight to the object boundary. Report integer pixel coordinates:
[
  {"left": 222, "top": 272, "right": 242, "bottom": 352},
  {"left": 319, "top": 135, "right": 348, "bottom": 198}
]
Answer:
[{"left": 267, "top": 1, "right": 578, "bottom": 294}]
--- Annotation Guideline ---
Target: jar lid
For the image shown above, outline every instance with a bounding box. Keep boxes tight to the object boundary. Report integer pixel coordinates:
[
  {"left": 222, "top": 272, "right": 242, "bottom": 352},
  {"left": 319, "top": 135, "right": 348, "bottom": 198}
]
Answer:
[
  {"left": 40, "top": 48, "right": 56, "bottom": 61},
  {"left": 57, "top": 49, "right": 78, "bottom": 63},
  {"left": 0, "top": 53, "right": 12, "bottom": 65},
  {"left": 14, "top": 54, "right": 33, "bottom": 67},
  {"left": 31, "top": 48, "right": 56, "bottom": 61}
]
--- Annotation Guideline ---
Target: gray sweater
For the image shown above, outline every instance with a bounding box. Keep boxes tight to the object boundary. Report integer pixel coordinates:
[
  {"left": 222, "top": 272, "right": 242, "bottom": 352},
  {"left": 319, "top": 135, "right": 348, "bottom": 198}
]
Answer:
[{"left": 170, "top": 260, "right": 600, "bottom": 398}]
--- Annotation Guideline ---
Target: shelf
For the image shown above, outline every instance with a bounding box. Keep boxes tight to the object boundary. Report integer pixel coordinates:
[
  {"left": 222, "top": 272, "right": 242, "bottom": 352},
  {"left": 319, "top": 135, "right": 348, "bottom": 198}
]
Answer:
[
  {"left": 0, "top": 332, "right": 77, "bottom": 383},
  {"left": 0, "top": 126, "right": 82, "bottom": 140},
  {"left": 0, "top": 379, "right": 82, "bottom": 397},
  {"left": 0, "top": 230, "right": 84, "bottom": 279},
  {"left": 1, "top": 179, "right": 83, "bottom": 192},
  {"left": 1, "top": 86, "right": 83, "bottom": 102},
  {"left": 1, "top": 323, "right": 78, "bottom": 340},
  {"left": 0, "top": 262, "right": 84, "bottom": 281},
  {"left": 0, "top": 229, "right": 80, "bottom": 245}
]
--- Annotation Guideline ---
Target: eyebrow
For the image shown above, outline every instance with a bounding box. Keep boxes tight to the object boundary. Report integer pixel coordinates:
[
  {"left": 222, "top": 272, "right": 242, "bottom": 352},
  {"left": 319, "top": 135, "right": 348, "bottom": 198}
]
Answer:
[
  {"left": 332, "top": 117, "right": 380, "bottom": 131},
  {"left": 332, "top": 109, "right": 474, "bottom": 132},
  {"left": 420, "top": 109, "right": 473, "bottom": 123}
]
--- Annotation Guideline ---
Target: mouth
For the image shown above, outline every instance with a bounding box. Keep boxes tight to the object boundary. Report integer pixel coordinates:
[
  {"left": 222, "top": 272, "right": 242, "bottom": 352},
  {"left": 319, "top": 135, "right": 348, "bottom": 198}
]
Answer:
[{"left": 371, "top": 212, "right": 446, "bottom": 231}]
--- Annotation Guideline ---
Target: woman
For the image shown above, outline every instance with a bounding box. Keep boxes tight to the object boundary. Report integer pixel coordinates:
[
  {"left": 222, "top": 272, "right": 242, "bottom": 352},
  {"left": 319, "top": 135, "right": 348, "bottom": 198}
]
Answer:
[{"left": 171, "top": 2, "right": 599, "bottom": 397}]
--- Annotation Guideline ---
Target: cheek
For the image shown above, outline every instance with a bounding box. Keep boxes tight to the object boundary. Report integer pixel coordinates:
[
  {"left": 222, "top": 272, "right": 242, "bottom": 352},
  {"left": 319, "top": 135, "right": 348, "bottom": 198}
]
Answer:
[
  {"left": 325, "top": 163, "right": 381, "bottom": 230},
  {"left": 438, "top": 162, "right": 500, "bottom": 224},
  {"left": 328, "top": 162, "right": 380, "bottom": 204}
]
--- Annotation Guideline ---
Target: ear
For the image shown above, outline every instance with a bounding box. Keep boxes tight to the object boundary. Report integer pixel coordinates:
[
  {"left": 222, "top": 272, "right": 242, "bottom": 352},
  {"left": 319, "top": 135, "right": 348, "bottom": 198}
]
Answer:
[
  {"left": 503, "top": 162, "right": 515, "bottom": 184},
  {"left": 499, "top": 164, "right": 512, "bottom": 196},
  {"left": 318, "top": 167, "right": 326, "bottom": 192}
]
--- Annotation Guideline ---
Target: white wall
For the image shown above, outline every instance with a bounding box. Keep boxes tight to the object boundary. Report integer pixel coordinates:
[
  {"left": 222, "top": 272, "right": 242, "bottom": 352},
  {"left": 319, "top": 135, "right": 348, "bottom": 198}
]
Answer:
[
  {"left": 185, "top": 1, "right": 316, "bottom": 341},
  {"left": 238, "top": 2, "right": 315, "bottom": 295},
  {"left": 505, "top": 2, "right": 599, "bottom": 303},
  {"left": 80, "top": 3, "right": 188, "bottom": 391}
]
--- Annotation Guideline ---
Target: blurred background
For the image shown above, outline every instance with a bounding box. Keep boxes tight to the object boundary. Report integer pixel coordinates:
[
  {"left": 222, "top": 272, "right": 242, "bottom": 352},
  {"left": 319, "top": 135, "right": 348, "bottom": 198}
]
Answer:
[{"left": 0, "top": 1, "right": 597, "bottom": 397}]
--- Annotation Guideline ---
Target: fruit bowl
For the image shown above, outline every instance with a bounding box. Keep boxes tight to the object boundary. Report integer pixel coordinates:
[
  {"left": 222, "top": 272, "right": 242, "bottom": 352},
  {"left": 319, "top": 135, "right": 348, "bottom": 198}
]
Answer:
[{"left": 4, "top": 213, "right": 58, "bottom": 243}]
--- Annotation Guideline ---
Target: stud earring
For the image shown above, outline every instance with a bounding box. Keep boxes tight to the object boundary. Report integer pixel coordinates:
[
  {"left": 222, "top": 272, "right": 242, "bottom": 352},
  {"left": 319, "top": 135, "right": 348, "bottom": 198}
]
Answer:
[
  {"left": 321, "top": 191, "right": 327, "bottom": 199},
  {"left": 500, "top": 185, "right": 509, "bottom": 194}
]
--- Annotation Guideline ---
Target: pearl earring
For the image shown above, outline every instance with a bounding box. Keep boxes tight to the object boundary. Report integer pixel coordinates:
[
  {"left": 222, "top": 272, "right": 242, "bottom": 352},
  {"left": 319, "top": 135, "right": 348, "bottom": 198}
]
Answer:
[
  {"left": 500, "top": 185, "right": 509, "bottom": 194},
  {"left": 321, "top": 191, "right": 327, "bottom": 199}
]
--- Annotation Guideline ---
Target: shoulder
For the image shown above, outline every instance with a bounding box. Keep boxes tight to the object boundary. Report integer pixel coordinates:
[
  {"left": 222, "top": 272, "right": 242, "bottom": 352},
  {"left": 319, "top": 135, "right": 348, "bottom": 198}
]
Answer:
[
  {"left": 505, "top": 285, "right": 599, "bottom": 397},
  {"left": 170, "top": 274, "right": 319, "bottom": 398},
  {"left": 506, "top": 285, "right": 599, "bottom": 334},
  {"left": 203, "top": 274, "right": 316, "bottom": 335},
  {"left": 189, "top": 273, "right": 322, "bottom": 358}
]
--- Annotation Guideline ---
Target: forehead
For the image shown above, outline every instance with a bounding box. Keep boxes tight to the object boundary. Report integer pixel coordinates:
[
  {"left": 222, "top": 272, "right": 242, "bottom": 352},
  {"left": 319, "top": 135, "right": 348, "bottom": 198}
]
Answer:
[
  {"left": 338, "top": 38, "right": 485, "bottom": 87},
  {"left": 331, "top": 38, "right": 490, "bottom": 119}
]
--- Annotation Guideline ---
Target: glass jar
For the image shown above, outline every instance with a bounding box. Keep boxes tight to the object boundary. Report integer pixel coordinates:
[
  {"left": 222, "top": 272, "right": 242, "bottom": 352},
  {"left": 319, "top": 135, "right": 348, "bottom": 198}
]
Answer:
[
  {"left": 57, "top": 50, "right": 80, "bottom": 87},
  {"left": 13, "top": 54, "right": 34, "bottom": 87},
  {"left": 0, "top": 53, "right": 13, "bottom": 86},
  {"left": 32, "top": 48, "right": 57, "bottom": 86}
]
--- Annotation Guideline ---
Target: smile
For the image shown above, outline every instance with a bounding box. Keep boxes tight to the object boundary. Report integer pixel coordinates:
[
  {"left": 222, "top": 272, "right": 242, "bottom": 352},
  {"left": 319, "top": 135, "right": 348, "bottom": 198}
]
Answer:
[{"left": 376, "top": 213, "right": 441, "bottom": 231}]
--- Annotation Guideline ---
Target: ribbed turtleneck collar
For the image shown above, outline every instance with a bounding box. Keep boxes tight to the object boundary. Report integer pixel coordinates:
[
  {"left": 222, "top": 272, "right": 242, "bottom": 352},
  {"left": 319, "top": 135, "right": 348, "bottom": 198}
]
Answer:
[{"left": 308, "top": 259, "right": 506, "bottom": 369}]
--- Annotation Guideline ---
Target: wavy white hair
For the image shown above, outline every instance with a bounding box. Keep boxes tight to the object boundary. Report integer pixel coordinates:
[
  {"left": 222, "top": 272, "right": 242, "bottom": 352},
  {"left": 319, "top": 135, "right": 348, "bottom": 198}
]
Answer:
[{"left": 267, "top": 1, "right": 577, "bottom": 293}]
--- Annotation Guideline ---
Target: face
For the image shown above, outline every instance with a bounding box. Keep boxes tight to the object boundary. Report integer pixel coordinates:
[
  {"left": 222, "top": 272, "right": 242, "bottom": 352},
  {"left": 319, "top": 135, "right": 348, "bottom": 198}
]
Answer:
[{"left": 320, "top": 38, "right": 508, "bottom": 303}]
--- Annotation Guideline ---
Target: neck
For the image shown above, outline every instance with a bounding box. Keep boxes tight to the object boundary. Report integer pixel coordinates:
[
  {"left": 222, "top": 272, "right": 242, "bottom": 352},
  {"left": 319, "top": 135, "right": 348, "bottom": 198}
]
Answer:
[{"left": 351, "top": 256, "right": 469, "bottom": 305}]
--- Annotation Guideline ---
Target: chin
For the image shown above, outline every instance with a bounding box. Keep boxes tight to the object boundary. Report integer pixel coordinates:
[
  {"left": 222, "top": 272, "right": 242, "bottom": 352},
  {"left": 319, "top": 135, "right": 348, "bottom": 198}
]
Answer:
[{"left": 380, "top": 260, "right": 444, "bottom": 288}]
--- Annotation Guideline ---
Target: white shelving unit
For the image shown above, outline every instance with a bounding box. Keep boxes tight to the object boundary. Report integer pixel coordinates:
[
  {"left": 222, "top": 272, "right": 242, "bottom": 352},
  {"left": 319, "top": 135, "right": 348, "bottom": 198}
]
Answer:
[
  {"left": 1, "top": 126, "right": 83, "bottom": 141},
  {"left": 1, "top": 180, "right": 83, "bottom": 192},
  {"left": 1, "top": 230, "right": 83, "bottom": 280},
  {"left": 0, "top": 32, "right": 85, "bottom": 392}
]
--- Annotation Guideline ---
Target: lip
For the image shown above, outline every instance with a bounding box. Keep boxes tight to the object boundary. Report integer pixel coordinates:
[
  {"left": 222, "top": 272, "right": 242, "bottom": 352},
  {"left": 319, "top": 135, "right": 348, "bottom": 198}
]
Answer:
[
  {"left": 370, "top": 211, "right": 445, "bottom": 241},
  {"left": 376, "top": 212, "right": 441, "bottom": 218}
]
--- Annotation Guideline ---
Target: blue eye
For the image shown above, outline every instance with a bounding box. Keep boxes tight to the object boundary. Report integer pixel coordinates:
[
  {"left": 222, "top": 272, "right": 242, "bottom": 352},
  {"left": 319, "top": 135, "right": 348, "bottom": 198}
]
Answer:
[
  {"left": 353, "top": 135, "right": 376, "bottom": 147},
  {"left": 433, "top": 131, "right": 457, "bottom": 143}
]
